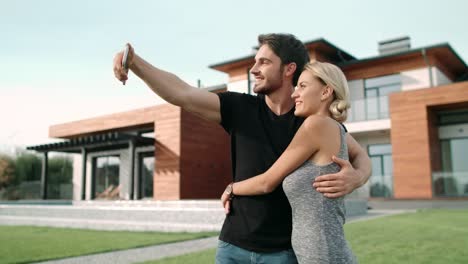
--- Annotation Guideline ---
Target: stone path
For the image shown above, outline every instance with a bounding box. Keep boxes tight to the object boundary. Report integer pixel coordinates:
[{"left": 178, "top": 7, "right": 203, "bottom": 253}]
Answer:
[{"left": 36, "top": 210, "right": 410, "bottom": 264}]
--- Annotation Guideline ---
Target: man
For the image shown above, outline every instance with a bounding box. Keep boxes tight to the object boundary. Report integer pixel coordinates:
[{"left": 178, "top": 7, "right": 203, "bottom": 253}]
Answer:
[{"left": 113, "top": 33, "right": 371, "bottom": 264}]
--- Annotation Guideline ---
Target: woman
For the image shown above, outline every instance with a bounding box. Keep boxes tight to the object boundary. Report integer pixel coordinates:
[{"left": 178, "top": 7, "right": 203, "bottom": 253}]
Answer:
[{"left": 221, "top": 61, "right": 357, "bottom": 263}]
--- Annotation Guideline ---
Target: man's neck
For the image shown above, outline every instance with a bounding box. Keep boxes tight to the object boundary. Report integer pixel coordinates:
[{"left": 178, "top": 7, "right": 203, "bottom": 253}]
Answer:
[{"left": 264, "top": 86, "right": 295, "bottom": 116}]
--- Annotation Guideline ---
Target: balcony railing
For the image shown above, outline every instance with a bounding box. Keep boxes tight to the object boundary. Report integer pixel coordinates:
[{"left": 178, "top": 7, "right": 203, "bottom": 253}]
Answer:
[
  {"left": 347, "top": 95, "right": 389, "bottom": 122},
  {"left": 433, "top": 171, "right": 468, "bottom": 197}
]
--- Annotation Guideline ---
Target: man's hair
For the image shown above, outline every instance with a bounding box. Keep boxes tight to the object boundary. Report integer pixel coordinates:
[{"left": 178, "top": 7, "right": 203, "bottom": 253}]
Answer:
[{"left": 258, "top": 33, "right": 310, "bottom": 86}]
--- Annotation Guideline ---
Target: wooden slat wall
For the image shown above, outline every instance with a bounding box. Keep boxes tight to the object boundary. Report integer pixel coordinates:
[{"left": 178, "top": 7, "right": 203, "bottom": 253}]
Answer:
[
  {"left": 179, "top": 110, "right": 231, "bottom": 199},
  {"left": 152, "top": 107, "right": 182, "bottom": 200},
  {"left": 49, "top": 104, "right": 179, "bottom": 138}
]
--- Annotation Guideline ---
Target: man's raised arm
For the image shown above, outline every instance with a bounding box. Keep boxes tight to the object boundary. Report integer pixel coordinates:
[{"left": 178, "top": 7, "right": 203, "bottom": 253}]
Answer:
[{"left": 113, "top": 44, "right": 221, "bottom": 123}]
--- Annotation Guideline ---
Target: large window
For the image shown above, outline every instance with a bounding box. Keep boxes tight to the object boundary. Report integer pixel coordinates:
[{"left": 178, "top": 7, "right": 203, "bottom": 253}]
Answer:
[
  {"left": 434, "top": 138, "right": 468, "bottom": 197},
  {"left": 368, "top": 144, "right": 393, "bottom": 198},
  {"left": 364, "top": 74, "right": 401, "bottom": 120},
  {"left": 139, "top": 152, "right": 154, "bottom": 199},
  {"left": 434, "top": 110, "right": 468, "bottom": 197},
  {"left": 93, "top": 156, "right": 120, "bottom": 200},
  {"left": 348, "top": 74, "right": 401, "bottom": 122}
]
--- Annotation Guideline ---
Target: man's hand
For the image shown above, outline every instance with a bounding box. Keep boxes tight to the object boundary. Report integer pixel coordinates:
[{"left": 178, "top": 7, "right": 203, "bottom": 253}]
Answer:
[
  {"left": 113, "top": 43, "right": 135, "bottom": 84},
  {"left": 220, "top": 190, "right": 231, "bottom": 215},
  {"left": 313, "top": 155, "right": 363, "bottom": 198}
]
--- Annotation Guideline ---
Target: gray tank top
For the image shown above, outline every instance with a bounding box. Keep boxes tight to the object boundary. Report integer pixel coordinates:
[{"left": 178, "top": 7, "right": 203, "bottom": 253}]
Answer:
[{"left": 283, "top": 124, "right": 357, "bottom": 263}]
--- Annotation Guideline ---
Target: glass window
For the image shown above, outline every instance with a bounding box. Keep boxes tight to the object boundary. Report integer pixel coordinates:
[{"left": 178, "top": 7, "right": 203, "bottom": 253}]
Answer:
[
  {"left": 94, "top": 156, "right": 120, "bottom": 200},
  {"left": 365, "top": 74, "right": 401, "bottom": 90},
  {"left": 361, "top": 74, "right": 401, "bottom": 121},
  {"left": 438, "top": 109, "right": 468, "bottom": 126},
  {"left": 47, "top": 156, "right": 73, "bottom": 200},
  {"left": 140, "top": 153, "right": 154, "bottom": 199},
  {"left": 369, "top": 144, "right": 392, "bottom": 155},
  {"left": 368, "top": 144, "right": 393, "bottom": 197},
  {"left": 435, "top": 138, "right": 468, "bottom": 197},
  {"left": 378, "top": 84, "right": 401, "bottom": 96}
]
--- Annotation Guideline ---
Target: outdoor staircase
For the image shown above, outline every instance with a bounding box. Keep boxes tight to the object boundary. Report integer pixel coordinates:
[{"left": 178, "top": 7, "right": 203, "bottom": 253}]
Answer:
[
  {"left": 0, "top": 200, "right": 225, "bottom": 232},
  {"left": 0, "top": 199, "right": 367, "bottom": 232}
]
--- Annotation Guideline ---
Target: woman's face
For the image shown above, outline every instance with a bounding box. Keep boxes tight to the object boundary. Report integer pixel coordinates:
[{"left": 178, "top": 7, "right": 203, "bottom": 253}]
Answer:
[{"left": 292, "top": 70, "right": 327, "bottom": 117}]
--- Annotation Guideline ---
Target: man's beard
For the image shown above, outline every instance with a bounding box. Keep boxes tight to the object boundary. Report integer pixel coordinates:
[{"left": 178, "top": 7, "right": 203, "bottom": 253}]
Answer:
[
  {"left": 253, "top": 65, "right": 284, "bottom": 95},
  {"left": 253, "top": 75, "right": 283, "bottom": 95}
]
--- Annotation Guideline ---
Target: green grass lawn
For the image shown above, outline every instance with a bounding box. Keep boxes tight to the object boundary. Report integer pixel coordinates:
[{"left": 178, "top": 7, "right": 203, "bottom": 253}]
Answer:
[
  {"left": 144, "top": 209, "right": 468, "bottom": 264},
  {"left": 0, "top": 226, "right": 217, "bottom": 264}
]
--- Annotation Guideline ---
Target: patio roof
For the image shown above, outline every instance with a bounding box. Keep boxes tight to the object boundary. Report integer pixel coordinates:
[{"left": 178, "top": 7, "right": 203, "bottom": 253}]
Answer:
[{"left": 26, "top": 132, "right": 155, "bottom": 153}]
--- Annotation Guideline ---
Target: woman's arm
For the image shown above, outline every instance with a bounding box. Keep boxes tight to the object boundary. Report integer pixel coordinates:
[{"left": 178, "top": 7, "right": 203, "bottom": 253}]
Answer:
[
  {"left": 232, "top": 115, "right": 329, "bottom": 195},
  {"left": 312, "top": 134, "right": 371, "bottom": 198}
]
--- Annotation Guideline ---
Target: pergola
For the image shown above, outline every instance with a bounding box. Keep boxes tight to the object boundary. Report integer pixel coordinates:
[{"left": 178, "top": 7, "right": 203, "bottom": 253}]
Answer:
[{"left": 26, "top": 132, "right": 154, "bottom": 200}]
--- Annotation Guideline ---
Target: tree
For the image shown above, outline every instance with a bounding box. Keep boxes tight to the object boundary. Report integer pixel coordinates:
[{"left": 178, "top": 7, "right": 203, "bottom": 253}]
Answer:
[
  {"left": 47, "top": 156, "right": 73, "bottom": 199},
  {"left": 14, "top": 152, "right": 42, "bottom": 184},
  {"left": 0, "top": 154, "right": 15, "bottom": 189}
]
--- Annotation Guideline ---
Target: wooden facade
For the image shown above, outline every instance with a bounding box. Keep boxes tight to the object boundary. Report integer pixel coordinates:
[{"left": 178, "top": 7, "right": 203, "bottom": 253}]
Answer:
[{"left": 389, "top": 82, "right": 468, "bottom": 198}]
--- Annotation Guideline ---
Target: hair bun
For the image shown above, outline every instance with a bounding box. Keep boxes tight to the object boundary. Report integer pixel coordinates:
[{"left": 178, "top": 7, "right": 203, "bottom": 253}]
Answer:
[{"left": 330, "top": 99, "right": 349, "bottom": 122}]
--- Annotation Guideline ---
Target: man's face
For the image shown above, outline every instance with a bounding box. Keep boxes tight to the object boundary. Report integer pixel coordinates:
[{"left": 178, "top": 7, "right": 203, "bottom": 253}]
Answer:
[{"left": 250, "top": 45, "right": 284, "bottom": 94}]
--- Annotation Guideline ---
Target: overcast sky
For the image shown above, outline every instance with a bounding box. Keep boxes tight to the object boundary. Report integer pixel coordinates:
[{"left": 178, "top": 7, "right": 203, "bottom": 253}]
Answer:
[{"left": 1, "top": 0, "right": 467, "bottom": 152}]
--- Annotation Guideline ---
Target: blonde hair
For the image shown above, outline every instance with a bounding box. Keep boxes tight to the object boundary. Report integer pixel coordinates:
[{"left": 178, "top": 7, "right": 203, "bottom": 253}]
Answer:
[{"left": 303, "top": 61, "right": 350, "bottom": 122}]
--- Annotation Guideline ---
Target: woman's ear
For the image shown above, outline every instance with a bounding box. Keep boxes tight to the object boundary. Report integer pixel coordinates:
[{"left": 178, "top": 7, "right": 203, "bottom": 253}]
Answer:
[{"left": 321, "top": 85, "right": 334, "bottom": 101}]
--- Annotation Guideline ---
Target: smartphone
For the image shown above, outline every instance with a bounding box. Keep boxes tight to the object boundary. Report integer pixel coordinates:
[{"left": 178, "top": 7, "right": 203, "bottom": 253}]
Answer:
[
  {"left": 122, "top": 44, "right": 130, "bottom": 85},
  {"left": 122, "top": 44, "right": 130, "bottom": 70}
]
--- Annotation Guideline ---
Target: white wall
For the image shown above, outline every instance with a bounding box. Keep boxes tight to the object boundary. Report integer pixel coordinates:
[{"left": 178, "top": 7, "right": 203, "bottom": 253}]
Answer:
[
  {"left": 345, "top": 119, "right": 391, "bottom": 134},
  {"left": 433, "top": 67, "right": 452, "bottom": 86},
  {"left": 401, "top": 68, "right": 431, "bottom": 91},
  {"left": 227, "top": 79, "right": 249, "bottom": 94},
  {"left": 72, "top": 154, "right": 82, "bottom": 200},
  {"left": 353, "top": 132, "right": 391, "bottom": 150}
]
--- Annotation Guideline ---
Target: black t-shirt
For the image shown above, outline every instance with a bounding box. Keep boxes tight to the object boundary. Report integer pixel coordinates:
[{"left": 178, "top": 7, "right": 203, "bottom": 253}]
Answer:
[{"left": 218, "top": 92, "right": 304, "bottom": 252}]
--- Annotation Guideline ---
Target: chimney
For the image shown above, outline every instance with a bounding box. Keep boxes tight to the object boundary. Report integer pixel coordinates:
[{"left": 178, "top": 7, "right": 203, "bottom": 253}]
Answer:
[{"left": 378, "top": 36, "right": 411, "bottom": 55}]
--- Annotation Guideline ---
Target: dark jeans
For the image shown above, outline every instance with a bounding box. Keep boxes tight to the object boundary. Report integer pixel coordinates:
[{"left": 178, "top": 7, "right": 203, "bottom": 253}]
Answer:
[{"left": 215, "top": 240, "right": 298, "bottom": 264}]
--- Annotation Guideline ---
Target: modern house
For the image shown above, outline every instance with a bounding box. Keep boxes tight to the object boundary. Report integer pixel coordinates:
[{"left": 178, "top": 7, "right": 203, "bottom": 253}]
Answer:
[{"left": 28, "top": 36, "right": 468, "bottom": 201}]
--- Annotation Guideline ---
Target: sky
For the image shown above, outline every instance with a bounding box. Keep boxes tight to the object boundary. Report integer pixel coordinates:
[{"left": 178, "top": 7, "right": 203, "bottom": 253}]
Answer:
[{"left": 1, "top": 0, "right": 467, "bottom": 153}]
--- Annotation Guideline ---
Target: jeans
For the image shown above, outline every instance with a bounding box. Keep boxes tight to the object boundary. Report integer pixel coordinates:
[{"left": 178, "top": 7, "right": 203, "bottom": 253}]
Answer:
[{"left": 215, "top": 240, "right": 298, "bottom": 264}]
